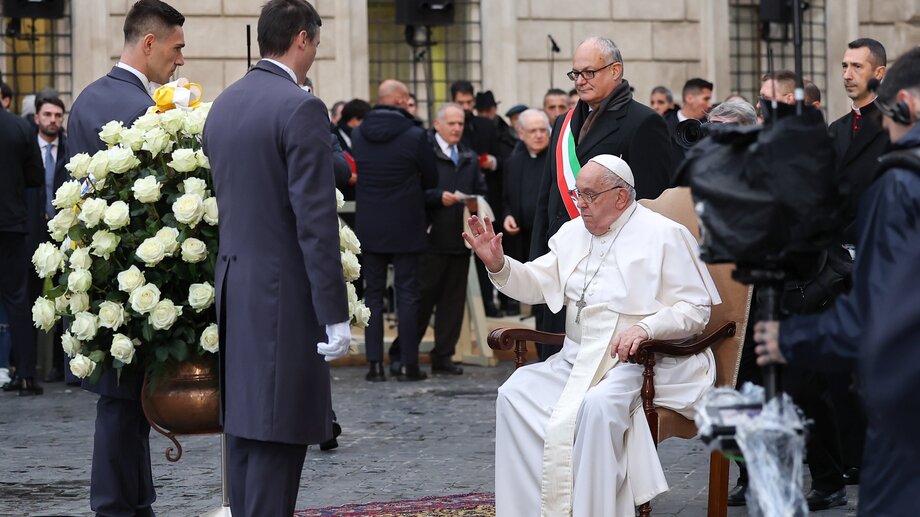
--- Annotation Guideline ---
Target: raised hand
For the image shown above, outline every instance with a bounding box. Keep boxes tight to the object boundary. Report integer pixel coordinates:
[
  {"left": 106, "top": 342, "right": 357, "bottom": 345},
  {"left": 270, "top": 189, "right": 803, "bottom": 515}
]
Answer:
[{"left": 462, "top": 215, "right": 505, "bottom": 273}]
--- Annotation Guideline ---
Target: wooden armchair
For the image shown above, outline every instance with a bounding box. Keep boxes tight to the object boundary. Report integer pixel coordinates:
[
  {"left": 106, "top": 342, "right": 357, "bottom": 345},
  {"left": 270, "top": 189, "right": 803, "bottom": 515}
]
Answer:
[{"left": 487, "top": 188, "right": 753, "bottom": 517}]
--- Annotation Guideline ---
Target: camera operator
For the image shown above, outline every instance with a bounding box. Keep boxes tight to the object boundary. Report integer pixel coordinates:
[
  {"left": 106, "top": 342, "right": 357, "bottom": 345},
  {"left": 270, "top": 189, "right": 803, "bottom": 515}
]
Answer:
[{"left": 755, "top": 45, "right": 920, "bottom": 517}]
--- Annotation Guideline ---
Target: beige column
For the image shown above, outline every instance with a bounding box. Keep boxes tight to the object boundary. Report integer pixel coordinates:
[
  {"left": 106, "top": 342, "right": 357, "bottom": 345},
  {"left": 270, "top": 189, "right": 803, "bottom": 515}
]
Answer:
[
  {"left": 824, "top": 0, "right": 859, "bottom": 121},
  {"left": 480, "top": 0, "right": 518, "bottom": 110},
  {"left": 333, "top": 0, "right": 370, "bottom": 102},
  {"left": 71, "top": 0, "right": 113, "bottom": 96},
  {"left": 700, "top": 0, "right": 731, "bottom": 100}
]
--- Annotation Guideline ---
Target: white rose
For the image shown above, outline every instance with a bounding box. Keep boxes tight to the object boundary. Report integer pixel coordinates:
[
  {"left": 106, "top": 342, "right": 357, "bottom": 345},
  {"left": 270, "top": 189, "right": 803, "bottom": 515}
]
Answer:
[
  {"left": 183, "top": 177, "right": 207, "bottom": 198},
  {"left": 353, "top": 303, "right": 371, "bottom": 328},
  {"left": 98, "top": 120, "right": 124, "bottom": 146},
  {"left": 160, "top": 109, "right": 186, "bottom": 135},
  {"left": 335, "top": 188, "right": 345, "bottom": 209},
  {"left": 132, "top": 176, "right": 162, "bottom": 203},
  {"left": 188, "top": 282, "right": 215, "bottom": 312},
  {"left": 117, "top": 265, "right": 146, "bottom": 293},
  {"left": 53, "top": 180, "right": 82, "bottom": 209},
  {"left": 67, "top": 268, "right": 92, "bottom": 293},
  {"left": 195, "top": 149, "right": 210, "bottom": 169},
  {"left": 77, "top": 197, "right": 108, "bottom": 228},
  {"left": 168, "top": 148, "right": 199, "bottom": 172},
  {"left": 130, "top": 283, "right": 161, "bottom": 314},
  {"left": 184, "top": 109, "right": 207, "bottom": 136},
  {"left": 346, "top": 282, "right": 358, "bottom": 305},
  {"left": 90, "top": 230, "right": 120, "bottom": 259},
  {"left": 69, "top": 354, "right": 96, "bottom": 379},
  {"left": 61, "top": 331, "right": 82, "bottom": 358},
  {"left": 70, "top": 311, "right": 99, "bottom": 341},
  {"left": 69, "top": 292, "right": 90, "bottom": 314},
  {"left": 180, "top": 237, "right": 208, "bottom": 263},
  {"left": 107, "top": 146, "right": 141, "bottom": 174},
  {"left": 98, "top": 301, "right": 126, "bottom": 330},
  {"left": 156, "top": 227, "right": 180, "bottom": 255},
  {"left": 32, "top": 241, "right": 64, "bottom": 278},
  {"left": 110, "top": 333, "right": 136, "bottom": 364},
  {"left": 148, "top": 299, "right": 182, "bottom": 330},
  {"left": 339, "top": 224, "right": 361, "bottom": 254},
  {"left": 136, "top": 237, "right": 167, "bottom": 267},
  {"left": 87, "top": 150, "right": 111, "bottom": 181},
  {"left": 172, "top": 193, "right": 204, "bottom": 227},
  {"left": 32, "top": 296, "right": 58, "bottom": 331},
  {"left": 103, "top": 201, "right": 130, "bottom": 229},
  {"left": 119, "top": 126, "right": 145, "bottom": 151},
  {"left": 341, "top": 249, "right": 361, "bottom": 282},
  {"left": 132, "top": 111, "right": 160, "bottom": 132},
  {"left": 65, "top": 153, "right": 92, "bottom": 179},
  {"left": 47, "top": 209, "right": 77, "bottom": 241},
  {"left": 54, "top": 294, "right": 69, "bottom": 313},
  {"left": 69, "top": 246, "right": 93, "bottom": 269},
  {"left": 202, "top": 197, "right": 219, "bottom": 225},
  {"left": 142, "top": 127, "right": 172, "bottom": 157},
  {"left": 200, "top": 323, "right": 219, "bottom": 353}
]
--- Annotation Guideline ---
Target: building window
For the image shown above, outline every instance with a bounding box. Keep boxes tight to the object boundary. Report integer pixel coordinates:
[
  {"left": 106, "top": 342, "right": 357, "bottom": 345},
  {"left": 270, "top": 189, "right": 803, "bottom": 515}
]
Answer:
[
  {"left": 1, "top": 9, "right": 73, "bottom": 114},
  {"left": 729, "top": 0, "right": 827, "bottom": 113},
  {"left": 367, "top": 0, "right": 482, "bottom": 123}
]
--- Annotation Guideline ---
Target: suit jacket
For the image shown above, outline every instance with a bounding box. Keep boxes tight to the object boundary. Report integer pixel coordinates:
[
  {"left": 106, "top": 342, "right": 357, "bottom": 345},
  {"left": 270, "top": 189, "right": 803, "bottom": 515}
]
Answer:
[
  {"left": 202, "top": 60, "right": 348, "bottom": 446},
  {"left": 828, "top": 102, "right": 890, "bottom": 243},
  {"left": 67, "top": 66, "right": 155, "bottom": 399},
  {"left": 25, "top": 133, "right": 69, "bottom": 252},
  {"left": 352, "top": 105, "right": 439, "bottom": 253},
  {"left": 502, "top": 146, "right": 546, "bottom": 233},
  {"left": 0, "top": 107, "right": 44, "bottom": 233},
  {"left": 425, "top": 136, "right": 487, "bottom": 255},
  {"left": 529, "top": 98, "right": 672, "bottom": 261}
]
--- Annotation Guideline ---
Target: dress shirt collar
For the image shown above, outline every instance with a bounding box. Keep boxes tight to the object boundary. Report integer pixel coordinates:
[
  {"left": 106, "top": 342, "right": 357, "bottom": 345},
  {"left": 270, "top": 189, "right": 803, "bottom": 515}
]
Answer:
[
  {"left": 37, "top": 134, "right": 59, "bottom": 151},
  {"left": 435, "top": 132, "right": 455, "bottom": 157},
  {"left": 852, "top": 95, "right": 876, "bottom": 115},
  {"left": 677, "top": 109, "right": 690, "bottom": 122},
  {"left": 116, "top": 62, "right": 157, "bottom": 96},
  {"left": 262, "top": 58, "right": 299, "bottom": 84}
]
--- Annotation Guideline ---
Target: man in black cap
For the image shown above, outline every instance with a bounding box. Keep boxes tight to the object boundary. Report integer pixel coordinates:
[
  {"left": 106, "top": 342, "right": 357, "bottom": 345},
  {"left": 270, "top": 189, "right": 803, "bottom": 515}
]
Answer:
[{"left": 505, "top": 104, "right": 528, "bottom": 136}]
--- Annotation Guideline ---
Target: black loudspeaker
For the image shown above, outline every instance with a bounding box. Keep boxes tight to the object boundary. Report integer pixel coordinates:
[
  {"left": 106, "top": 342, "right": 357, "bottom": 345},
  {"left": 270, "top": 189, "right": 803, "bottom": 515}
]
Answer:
[
  {"left": 760, "top": 0, "right": 791, "bottom": 23},
  {"left": 2, "top": 0, "right": 66, "bottom": 19},
  {"left": 395, "top": 0, "right": 455, "bottom": 27}
]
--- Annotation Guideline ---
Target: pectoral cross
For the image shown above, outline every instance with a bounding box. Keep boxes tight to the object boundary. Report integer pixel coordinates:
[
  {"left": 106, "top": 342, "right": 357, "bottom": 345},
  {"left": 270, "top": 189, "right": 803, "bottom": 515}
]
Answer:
[{"left": 575, "top": 296, "right": 587, "bottom": 324}]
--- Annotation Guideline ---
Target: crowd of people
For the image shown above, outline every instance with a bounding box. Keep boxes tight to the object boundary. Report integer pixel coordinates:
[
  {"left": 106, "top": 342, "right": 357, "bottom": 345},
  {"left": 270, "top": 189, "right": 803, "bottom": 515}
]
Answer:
[{"left": 2, "top": 0, "right": 920, "bottom": 515}]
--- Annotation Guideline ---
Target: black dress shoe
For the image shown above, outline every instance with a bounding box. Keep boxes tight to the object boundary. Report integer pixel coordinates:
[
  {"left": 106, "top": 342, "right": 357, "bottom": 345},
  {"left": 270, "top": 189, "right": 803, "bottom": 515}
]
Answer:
[
  {"left": 319, "top": 422, "right": 342, "bottom": 451},
  {"left": 2, "top": 376, "right": 22, "bottom": 392},
  {"left": 18, "top": 377, "right": 43, "bottom": 396},
  {"left": 389, "top": 360, "right": 403, "bottom": 376},
  {"left": 726, "top": 482, "right": 746, "bottom": 506},
  {"left": 431, "top": 361, "right": 463, "bottom": 375},
  {"left": 44, "top": 367, "right": 64, "bottom": 383},
  {"left": 842, "top": 467, "right": 860, "bottom": 485},
  {"left": 396, "top": 364, "right": 428, "bottom": 381},
  {"left": 484, "top": 306, "right": 504, "bottom": 318},
  {"left": 806, "top": 487, "right": 847, "bottom": 510},
  {"left": 365, "top": 362, "right": 386, "bottom": 382}
]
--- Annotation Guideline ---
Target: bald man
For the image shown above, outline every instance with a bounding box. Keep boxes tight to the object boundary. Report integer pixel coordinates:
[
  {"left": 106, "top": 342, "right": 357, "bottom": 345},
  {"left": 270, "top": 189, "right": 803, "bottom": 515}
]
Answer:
[{"left": 351, "top": 79, "right": 439, "bottom": 381}]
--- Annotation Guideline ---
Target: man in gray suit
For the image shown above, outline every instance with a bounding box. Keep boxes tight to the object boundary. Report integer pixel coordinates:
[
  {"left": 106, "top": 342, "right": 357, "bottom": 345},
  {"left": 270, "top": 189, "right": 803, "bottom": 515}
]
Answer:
[
  {"left": 66, "top": 1, "right": 185, "bottom": 514},
  {"left": 201, "top": 1, "right": 350, "bottom": 514}
]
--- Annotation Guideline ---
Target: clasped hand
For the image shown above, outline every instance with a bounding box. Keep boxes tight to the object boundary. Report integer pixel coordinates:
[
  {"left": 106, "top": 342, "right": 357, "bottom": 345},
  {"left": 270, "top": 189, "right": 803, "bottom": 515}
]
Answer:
[
  {"left": 317, "top": 321, "right": 352, "bottom": 362},
  {"left": 462, "top": 215, "right": 505, "bottom": 273},
  {"left": 610, "top": 325, "right": 649, "bottom": 362}
]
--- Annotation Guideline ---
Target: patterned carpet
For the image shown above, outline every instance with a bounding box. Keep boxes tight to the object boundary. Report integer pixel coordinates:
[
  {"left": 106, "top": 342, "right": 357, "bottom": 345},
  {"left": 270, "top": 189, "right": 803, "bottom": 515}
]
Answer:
[{"left": 295, "top": 492, "right": 495, "bottom": 516}]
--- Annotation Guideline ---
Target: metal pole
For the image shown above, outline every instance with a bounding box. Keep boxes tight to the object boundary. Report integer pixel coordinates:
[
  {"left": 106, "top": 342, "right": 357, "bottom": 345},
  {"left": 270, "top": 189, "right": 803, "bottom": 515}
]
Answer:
[
  {"left": 791, "top": 0, "right": 805, "bottom": 114},
  {"left": 200, "top": 433, "right": 232, "bottom": 516}
]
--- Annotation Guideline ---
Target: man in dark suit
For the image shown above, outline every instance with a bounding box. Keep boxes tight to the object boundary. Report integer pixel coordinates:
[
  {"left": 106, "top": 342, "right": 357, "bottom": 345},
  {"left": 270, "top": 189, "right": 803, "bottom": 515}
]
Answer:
[
  {"left": 502, "top": 109, "right": 550, "bottom": 266},
  {"left": 203, "top": 1, "right": 351, "bottom": 515},
  {"left": 0, "top": 89, "right": 44, "bottom": 396},
  {"left": 411, "top": 102, "right": 487, "bottom": 375},
  {"left": 65, "top": 1, "right": 185, "bottom": 514},
  {"left": 530, "top": 36, "right": 671, "bottom": 360},
  {"left": 351, "top": 79, "right": 438, "bottom": 381},
  {"left": 662, "top": 78, "right": 713, "bottom": 135}
]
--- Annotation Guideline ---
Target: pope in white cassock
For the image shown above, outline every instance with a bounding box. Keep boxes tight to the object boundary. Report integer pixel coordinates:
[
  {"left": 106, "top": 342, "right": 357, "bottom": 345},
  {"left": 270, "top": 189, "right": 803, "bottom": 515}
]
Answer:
[{"left": 463, "top": 154, "right": 721, "bottom": 517}]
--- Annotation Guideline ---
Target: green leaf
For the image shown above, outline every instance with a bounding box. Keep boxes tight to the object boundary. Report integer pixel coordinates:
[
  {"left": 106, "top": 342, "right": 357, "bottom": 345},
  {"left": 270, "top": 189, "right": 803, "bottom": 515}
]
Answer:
[
  {"left": 45, "top": 283, "right": 67, "bottom": 298},
  {"left": 67, "top": 225, "right": 85, "bottom": 242},
  {"left": 155, "top": 347, "right": 169, "bottom": 363},
  {"left": 112, "top": 359, "right": 125, "bottom": 369},
  {"left": 87, "top": 364, "right": 103, "bottom": 385},
  {"left": 142, "top": 322, "right": 154, "bottom": 342},
  {"left": 169, "top": 340, "right": 188, "bottom": 362},
  {"left": 88, "top": 350, "right": 105, "bottom": 363}
]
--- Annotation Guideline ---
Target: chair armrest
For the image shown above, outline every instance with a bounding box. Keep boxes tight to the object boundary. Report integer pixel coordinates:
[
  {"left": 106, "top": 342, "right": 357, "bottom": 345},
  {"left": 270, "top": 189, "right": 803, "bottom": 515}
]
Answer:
[
  {"left": 629, "top": 321, "right": 736, "bottom": 364},
  {"left": 487, "top": 328, "right": 566, "bottom": 351}
]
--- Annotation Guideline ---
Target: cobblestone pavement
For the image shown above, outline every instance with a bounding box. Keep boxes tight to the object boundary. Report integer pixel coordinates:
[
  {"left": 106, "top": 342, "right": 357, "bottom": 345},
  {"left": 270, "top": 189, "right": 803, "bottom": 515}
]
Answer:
[{"left": 1, "top": 364, "right": 857, "bottom": 516}]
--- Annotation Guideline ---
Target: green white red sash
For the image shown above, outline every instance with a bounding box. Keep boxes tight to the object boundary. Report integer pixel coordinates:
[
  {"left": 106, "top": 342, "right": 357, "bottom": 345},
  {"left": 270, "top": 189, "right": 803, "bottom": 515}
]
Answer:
[{"left": 555, "top": 108, "right": 581, "bottom": 219}]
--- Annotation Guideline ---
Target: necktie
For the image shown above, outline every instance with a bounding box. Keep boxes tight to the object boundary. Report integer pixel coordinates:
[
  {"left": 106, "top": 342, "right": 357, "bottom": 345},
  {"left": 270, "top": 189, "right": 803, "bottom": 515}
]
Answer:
[
  {"left": 851, "top": 110, "right": 862, "bottom": 139},
  {"left": 450, "top": 145, "right": 459, "bottom": 166},
  {"left": 44, "top": 144, "right": 56, "bottom": 218}
]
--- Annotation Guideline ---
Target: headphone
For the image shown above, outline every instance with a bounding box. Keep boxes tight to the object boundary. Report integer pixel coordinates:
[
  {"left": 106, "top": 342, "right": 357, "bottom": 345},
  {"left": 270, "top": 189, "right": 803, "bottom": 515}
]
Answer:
[{"left": 869, "top": 77, "right": 914, "bottom": 125}]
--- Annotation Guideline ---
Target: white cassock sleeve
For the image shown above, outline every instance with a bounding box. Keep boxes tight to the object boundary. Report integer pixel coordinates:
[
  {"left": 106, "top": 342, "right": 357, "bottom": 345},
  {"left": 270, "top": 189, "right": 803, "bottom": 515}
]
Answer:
[
  {"left": 636, "top": 226, "right": 717, "bottom": 341},
  {"left": 488, "top": 249, "right": 562, "bottom": 307}
]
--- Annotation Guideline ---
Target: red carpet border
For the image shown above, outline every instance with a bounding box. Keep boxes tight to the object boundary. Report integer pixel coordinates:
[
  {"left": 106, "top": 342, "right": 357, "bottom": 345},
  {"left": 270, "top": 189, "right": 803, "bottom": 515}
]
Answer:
[{"left": 295, "top": 492, "right": 495, "bottom": 516}]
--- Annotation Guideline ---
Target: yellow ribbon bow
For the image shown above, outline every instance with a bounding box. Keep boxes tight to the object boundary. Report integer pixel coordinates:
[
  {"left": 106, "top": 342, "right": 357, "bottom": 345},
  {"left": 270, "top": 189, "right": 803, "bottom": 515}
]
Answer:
[{"left": 153, "top": 78, "right": 203, "bottom": 112}]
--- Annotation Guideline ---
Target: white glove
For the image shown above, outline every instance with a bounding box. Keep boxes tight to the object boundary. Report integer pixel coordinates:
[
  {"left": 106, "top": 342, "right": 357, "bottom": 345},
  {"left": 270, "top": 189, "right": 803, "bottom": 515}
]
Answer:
[{"left": 317, "top": 320, "right": 352, "bottom": 362}]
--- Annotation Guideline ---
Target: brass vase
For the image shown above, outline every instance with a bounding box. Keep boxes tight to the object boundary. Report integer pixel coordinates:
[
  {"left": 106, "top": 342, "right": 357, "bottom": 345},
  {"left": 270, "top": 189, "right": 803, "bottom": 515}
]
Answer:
[{"left": 141, "top": 358, "right": 221, "bottom": 462}]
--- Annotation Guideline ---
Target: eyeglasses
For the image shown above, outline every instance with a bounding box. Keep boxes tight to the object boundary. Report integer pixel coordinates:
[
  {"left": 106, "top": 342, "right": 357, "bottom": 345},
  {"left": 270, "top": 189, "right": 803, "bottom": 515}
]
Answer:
[
  {"left": 566, "top": 62, "right": 617, "bottom": 81},
  {"left": 568, "top": 186, "right": 625, "bottom": 205}
]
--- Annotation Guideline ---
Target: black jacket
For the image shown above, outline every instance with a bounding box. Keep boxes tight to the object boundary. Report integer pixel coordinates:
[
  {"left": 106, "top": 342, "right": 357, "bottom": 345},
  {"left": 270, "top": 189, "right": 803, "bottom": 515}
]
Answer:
[
  {"left": 0, "top": 107, "right": 44, "bottom": 233},
  {"left": 352, "top": 105, "right": 439, "bottom": 253},
  {"left": 503, "top": 145, "right": 546, "bottom": 233},
  {"left": 425, "top": 134, "right": 488, "bottom": 254},
  {"left": 828, "top": 102, "right": 890, "bottom": 243},
  {"left": 25, "top": 132, "right": 69, "bottom": 252},
  {"left": 530, "top": 98, "right": 672, "bottom": 260}
]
